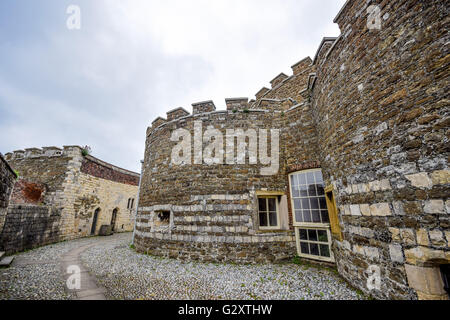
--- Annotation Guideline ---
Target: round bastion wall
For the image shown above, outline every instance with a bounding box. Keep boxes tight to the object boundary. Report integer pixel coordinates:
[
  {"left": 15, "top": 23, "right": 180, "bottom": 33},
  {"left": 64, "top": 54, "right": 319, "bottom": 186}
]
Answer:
[
  {"left": 134, "top": 0, "right": 449, "bottom": 300},
  {"left": 134, "top": 104, "right": 302, "bottom": 263}
]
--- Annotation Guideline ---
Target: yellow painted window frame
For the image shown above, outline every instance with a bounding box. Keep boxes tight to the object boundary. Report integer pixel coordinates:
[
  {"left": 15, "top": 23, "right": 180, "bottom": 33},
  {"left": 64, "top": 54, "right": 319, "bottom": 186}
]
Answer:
[
  {"left": 324, "top": 185, "right": 343, "bottom": 241},
  {"left": 257, "top": 195, "right": 281, "bottom": 230},
  {"left": 288, "top": 169, "right": 330, "bottom": 227},
  {"left": 294, "top": 226, "right": 335, "bottom": 262}
]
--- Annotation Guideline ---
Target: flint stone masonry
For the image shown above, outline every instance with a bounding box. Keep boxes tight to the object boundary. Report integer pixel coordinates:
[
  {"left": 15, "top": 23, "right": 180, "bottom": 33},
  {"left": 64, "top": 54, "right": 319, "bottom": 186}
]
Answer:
[
  {"left": 0, "top": 205, "right": 61, "bottom": 254},
  {"left": 192, "top": 101, "right": 216, "bottom": 114},
  {"left": 2, "top": 146, "right": 139, "bottom": 252},
  {"left": 137, "top": 0, "right": 449, "bottom": 300}
]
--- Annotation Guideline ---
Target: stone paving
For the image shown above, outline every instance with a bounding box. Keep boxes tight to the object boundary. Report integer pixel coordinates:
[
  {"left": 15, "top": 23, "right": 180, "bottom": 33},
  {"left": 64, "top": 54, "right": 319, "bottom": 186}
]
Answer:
[{"left": 0, "top": 233, "right": 367, "bottom": 300}]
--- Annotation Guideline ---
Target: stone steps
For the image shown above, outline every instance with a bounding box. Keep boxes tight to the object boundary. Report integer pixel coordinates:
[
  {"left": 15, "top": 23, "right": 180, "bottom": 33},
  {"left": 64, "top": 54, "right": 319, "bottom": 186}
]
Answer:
[{"left": 0, "top": 255, "right": 15, "bottom": 267}]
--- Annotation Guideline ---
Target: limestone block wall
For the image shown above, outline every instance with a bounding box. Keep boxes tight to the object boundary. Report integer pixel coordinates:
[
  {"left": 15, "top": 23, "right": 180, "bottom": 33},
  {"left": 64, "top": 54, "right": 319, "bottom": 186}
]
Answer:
[
  {"left": 310, "top": 0, "right": 449, "bottom": 299},
  {"left": 70, "top": 159, "right": 139, "bottom": 237},
  {"left": 0, "top": 154, "right": 16, "bottom": 235},
  {"left": 4, "top": 146, "right": 140, "bottom": 243}
]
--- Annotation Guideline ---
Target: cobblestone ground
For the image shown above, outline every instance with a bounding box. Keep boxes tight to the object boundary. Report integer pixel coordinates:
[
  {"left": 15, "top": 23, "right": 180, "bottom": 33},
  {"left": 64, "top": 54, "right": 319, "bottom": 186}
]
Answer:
[{"left": 0, "top": 233, "right": 367, "bottom": 300}]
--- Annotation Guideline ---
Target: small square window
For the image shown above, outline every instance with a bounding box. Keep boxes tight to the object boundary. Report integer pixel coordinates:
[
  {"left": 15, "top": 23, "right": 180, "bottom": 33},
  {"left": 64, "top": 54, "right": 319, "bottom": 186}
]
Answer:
[{"left": 257, "top": 196, "right": 280, "bottom": 230}]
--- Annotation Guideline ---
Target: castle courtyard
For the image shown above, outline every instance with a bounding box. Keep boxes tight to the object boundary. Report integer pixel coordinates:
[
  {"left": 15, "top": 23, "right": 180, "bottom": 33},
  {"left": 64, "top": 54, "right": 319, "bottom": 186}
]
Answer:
[{"left": 0, "top": 233, "right": 365, "bottom": 300}]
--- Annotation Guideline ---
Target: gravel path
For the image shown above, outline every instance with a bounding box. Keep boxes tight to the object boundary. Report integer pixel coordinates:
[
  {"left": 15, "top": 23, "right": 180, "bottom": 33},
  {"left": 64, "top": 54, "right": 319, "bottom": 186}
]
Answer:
[{"left": 0, "top": 233, "right": 367, "bottom": 300}]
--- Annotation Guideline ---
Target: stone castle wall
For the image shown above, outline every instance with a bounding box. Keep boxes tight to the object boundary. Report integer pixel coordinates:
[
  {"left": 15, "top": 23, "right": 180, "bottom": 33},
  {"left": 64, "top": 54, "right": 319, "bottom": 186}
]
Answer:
[
  {"left": 69, "top": 154, "right": 139, "bottom": 237},
  {"left": 0, "top": 205, "right": 61, "bottom": 254},
  {"left": 309, "top": 0, "right": 449, "bottom": 300},
  {"left": 0, "top": 154, "right": 16, "bottom": 235},
  {"left": 136, "top": 106, "right": 298, "bottom": 263},
  {"left": 3, "top": 146, "right": 139, "bottom": 245},
  {"left": 136, "top": 0, "right": 449, "bottom": 299}
]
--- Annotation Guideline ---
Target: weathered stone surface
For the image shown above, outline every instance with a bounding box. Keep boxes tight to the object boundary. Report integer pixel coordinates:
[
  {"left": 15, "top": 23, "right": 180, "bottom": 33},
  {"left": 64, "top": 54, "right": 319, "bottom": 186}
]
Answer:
[
  {"left": 0, "top": 154, "right": 16, "bottom": 235},
  {"left": 405, "top": 264, "right": 448, "bottom": 298},
  {"left": 405, "top": 173, "right": 432, "bottom": 189},
  {"left": 369, "top": 203, "right": 392, "bottom": 217},
  {"left": 1, "top": 146, "right": 139, "bottom": 253},
  {"left": 135, "top": 0, "right": 449, "bottom": 301},
  {"left": 431, "top": 170, "right": 450, "bottom": 185},
  {"left": 424, "top": 200, "right": 445, "bottom": 214},
  {"left": 390, "top": 244, "right": 405, "bottom": 264}
]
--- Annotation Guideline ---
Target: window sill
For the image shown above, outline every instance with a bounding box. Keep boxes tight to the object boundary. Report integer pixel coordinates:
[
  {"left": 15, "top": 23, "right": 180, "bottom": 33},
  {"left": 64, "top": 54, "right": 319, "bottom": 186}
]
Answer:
[
  {"left": 293, "top": 223, "right": 330, "bottom": 228},
  {"left": 255, "top": 228, "right": 290, "bottom": 234}
]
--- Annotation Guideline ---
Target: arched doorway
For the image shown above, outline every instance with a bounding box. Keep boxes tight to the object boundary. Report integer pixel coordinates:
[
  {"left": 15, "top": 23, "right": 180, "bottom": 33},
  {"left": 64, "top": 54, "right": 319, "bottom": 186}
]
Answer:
[
  {"left": 111, "top": 208, "right": 118, "bottom": 232},
  {"left": 91, "top": 208, "right": 101, "bottom": 235}
]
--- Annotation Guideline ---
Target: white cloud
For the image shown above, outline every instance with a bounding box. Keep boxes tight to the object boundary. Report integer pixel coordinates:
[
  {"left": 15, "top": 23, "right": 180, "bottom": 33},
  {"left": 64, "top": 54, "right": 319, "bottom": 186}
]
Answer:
[{"left": 0, "top": 0, "right": 346, "bottom": 172}]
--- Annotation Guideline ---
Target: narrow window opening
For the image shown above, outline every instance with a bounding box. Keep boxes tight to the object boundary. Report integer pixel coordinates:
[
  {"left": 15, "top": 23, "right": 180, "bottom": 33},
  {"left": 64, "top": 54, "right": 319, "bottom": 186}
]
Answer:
[{"left": 441, "top": 264, "right": 450, "bottom": 297}]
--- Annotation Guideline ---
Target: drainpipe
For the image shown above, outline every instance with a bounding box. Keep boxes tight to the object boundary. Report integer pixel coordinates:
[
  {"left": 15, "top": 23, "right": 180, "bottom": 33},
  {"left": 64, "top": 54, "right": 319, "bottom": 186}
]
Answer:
[{"left": 131, "top": 159, "right": 144, "bottom": 246}]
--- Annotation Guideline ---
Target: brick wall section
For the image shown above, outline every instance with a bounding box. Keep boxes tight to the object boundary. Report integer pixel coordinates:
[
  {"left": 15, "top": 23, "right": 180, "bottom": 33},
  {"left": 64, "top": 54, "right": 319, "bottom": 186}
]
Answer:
[
  {"left": 310, "top": 0, "right": 449, "bottom": 299},
  {"left": 80, "top": 155, "right": 139, "bottom": 186},
  {"left": 0, "top": 154, "right": 16, "bottom": 234},
  {"left": 0, "top": 205, "right": 61, "bottom": 254}
]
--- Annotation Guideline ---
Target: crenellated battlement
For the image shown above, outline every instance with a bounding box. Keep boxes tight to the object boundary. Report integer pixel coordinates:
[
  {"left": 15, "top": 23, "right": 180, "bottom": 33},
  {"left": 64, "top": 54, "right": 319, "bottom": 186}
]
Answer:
[
  {"left": 192, "top": 100, "right": 216, "bottom": 114},
  {"left": 166, "top": 107, "right": 190, "bottom": 121},
  {"left": 291, "top": 57, "right": 313, "bottom": 75},
  {"left": 5, "top": 146, "right": 81, "bottom": 161},
  {"left": 225, "top": 97, "right": 249, "bottom": 111},
  {"left": 270, "top": 73, "right": 289, "bottom": 89}
]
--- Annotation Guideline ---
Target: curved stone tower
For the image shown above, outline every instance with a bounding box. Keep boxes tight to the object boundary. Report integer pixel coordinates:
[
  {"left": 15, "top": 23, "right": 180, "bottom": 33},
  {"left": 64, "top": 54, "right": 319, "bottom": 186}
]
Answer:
[{"left": 136, "top": 0, "right": 449, "bottom": 299}]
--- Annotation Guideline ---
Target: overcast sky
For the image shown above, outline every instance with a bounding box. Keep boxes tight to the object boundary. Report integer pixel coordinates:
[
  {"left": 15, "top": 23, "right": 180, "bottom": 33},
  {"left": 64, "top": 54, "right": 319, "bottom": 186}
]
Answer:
[{"left": 0, "top": 0, "right": 346, "bottom": 172}]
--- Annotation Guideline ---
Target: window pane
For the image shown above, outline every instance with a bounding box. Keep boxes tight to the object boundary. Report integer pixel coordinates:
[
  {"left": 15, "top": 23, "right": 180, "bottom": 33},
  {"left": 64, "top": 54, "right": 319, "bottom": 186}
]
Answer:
[
  {"left": 300, "top": 242, "right": 309, "bottom": 254},
  {"left": 308, "top": 229, "right": 317, "bottom": 241},
  {"left": 321, "top": 210, "right": 330, "bottom": 223},
  {"left": 258, "top": 198, "right": 266, "bottom": 212},
  {"left": 312, "top": 210, "right": 321, "bottom": 223},
  {"left": 308, "top": 185, "right": 317, "bottom": 197},
  {"left": 303, "top": 210, "right": 312, "bottom": 222},
  {"left": 310, "top": 243, "right": 319, "bottom": 256},
  {"left": 310, "top": 197, "right": 319, "bottom": 209},
  {"left": 298, "top": 173, "right": 306, "bottom": 185},
  {"left": 295, "top": 210, "right": 303, "bottom": 222},
  {"left": 307, "top": 172, "right": 315, "bottom": 184},
  {"left": 290, "top": 175, "right": 296, "bottom": 187},
  {"left": 292, "top": 186, "right": 300, "bottom": 198},
  {"left": 259, "top": 212, "right": 267, "bottom": 226},
  {"left": 269, "top": 212, "right": 277, "bottom": 227},
  {"left": 318, "top": 230, "right": 328, "bottom": 242},
  {"left": 293, "top": 199, "right": 301, "bottom": 210},
  {"left": 317, "top": 185, "right": 325, "bottom": 196},
  {"left": 268, "top": 198, "right": 276, "bottom": 211},
  {"left": 299, "top": 185, "right": 308, "bottom": 197},
  {"left": 319, "top": 197, "right": 327, "bottom": 210},
  {"left": 320, "top": 244, "right": 330, "bottom": 257},
  {"left": 301, "top": 199, "right": 310, "bottom": 210},
  {"left": 314, "top": 171, "right": 323, "bottom": 184},
  {"left": 299, "top": 229, "right": 308, "bottom": 240}
]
